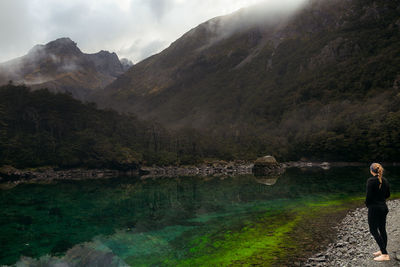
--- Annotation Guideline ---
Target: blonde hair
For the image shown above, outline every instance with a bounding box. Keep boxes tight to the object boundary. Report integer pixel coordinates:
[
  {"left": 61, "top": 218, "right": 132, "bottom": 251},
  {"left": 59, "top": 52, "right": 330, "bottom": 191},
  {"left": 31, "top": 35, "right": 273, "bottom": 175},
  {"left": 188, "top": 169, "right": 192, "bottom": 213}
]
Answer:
[{"left": 370, "top": 163, "right": 384, "bottom": 189}]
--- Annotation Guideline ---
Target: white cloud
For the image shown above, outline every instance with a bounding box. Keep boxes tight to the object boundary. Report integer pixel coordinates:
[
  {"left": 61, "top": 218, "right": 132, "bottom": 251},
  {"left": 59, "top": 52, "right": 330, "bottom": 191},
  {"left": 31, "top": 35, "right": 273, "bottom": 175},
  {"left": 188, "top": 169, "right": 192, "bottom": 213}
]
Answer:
[{"left": 0, "top": 0, "right": 304, "bottom": 63}]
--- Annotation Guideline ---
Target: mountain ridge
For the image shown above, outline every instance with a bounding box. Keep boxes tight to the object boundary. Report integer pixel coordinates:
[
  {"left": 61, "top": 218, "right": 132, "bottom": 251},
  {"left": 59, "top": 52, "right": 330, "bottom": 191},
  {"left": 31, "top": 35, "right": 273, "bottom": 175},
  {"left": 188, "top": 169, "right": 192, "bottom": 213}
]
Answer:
[
  {"left": 92, "top": 0, "right": 400, "bottom": 161},
  {"left": 0, "top": 37, "right": 133, "bottom": 100},
  {"left": 96, "top": 0, "right": 361, "bottom": 115}
]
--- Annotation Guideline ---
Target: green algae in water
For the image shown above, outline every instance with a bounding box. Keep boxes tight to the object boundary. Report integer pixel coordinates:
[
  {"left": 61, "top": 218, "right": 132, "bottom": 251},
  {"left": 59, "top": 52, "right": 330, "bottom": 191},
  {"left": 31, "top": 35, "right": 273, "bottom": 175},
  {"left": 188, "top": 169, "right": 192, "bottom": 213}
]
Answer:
[{"left": 1, "top": 167, "right": 400, "bottom": 266}]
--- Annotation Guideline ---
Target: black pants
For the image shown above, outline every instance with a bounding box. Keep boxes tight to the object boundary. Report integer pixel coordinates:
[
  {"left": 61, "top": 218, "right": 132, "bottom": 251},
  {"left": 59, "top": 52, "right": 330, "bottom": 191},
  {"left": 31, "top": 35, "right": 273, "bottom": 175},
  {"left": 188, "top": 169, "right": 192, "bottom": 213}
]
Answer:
[{"left": 368, "top": 205, "right": 389, "bottom": 254}]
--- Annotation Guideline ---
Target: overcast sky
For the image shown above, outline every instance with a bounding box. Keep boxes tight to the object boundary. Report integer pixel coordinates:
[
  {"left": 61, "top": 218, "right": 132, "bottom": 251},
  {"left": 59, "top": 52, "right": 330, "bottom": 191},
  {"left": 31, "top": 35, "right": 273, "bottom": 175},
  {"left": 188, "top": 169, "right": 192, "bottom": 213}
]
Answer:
[{"left": 0, "top": 0, "right": 277, "bottom": 64}]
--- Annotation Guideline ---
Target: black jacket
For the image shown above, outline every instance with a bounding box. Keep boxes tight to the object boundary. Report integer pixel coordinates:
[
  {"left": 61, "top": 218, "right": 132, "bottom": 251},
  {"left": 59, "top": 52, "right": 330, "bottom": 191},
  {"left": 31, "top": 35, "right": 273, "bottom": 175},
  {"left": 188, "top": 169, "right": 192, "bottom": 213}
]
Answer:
[{"left": 365, "top": 176, "right": 390, "bottom": 208}]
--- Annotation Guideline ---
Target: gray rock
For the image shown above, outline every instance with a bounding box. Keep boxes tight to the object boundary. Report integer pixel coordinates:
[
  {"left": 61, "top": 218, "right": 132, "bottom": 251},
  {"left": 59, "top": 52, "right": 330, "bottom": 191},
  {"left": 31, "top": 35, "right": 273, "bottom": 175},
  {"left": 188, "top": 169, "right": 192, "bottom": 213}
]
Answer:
[
  {"left": 309, "top": 257, "right": 326, "bottom": 262},
  {"left": 254, "top": 155, "right": 278, "bottom": 165},
  {"left": 306, "top": 199, "right": 400, "bottom": 267},
  {"left": 252, "top": 155, "right": 284, "bottom": 176},
  {"left": 395, "top": 252, "right": 400, "bottom": 261},
  {"left": 335, "top": 242, "right": 345, "bottom": 248}
]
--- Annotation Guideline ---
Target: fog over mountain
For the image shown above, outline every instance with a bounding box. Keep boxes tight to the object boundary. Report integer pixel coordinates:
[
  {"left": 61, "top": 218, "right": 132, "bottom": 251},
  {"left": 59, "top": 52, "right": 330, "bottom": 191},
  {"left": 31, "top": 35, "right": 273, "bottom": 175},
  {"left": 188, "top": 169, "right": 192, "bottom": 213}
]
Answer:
[
  {"left": 0, "top": 0, "right": 305, "bottom": 64},
  {"left": 0, "top": 38, "right": 131, "bottom": 100},
  {"left": 93, "top": 0, "right": 400, "bottom": 161}
]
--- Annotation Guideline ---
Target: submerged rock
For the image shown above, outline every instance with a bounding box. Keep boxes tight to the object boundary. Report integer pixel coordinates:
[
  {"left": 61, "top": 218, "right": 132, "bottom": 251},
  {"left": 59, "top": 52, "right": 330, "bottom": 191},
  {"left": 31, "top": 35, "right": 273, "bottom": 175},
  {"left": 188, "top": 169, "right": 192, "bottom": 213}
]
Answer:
[
  {"left": 254, "top": 177, "right": 279, "bottom": 186},
  {"left": 14, "top": 241, "right": 129, "bottom": 267}
]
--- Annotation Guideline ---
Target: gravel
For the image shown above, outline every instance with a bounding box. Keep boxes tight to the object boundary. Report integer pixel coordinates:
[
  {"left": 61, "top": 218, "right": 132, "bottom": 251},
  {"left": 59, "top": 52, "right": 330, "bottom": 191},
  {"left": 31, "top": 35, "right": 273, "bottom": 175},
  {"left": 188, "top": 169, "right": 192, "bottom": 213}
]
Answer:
[{"left": 306, "top": 199, "right": 400, "bottom": 267}]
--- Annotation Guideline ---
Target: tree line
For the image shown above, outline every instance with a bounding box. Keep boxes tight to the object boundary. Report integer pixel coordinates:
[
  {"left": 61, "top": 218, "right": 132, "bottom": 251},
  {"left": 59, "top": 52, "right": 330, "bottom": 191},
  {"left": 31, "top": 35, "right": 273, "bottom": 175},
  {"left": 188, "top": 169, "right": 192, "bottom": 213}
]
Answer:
[
  {"left": 1, "top": 83, "right": 400, "bottom": 170},
  {"left": 0, "top": 84, "right": 215, "bottom": 169}
]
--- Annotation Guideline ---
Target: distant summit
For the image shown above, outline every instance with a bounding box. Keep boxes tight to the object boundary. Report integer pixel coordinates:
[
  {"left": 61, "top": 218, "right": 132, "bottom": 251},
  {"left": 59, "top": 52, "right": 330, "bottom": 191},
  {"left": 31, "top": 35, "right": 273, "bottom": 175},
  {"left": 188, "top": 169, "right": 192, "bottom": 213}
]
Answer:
[
  {"left": 0, "top": 37, "right": 130, "bottom": 100},
  {"left": 29, "top": 37, "right": 81, "bottom": 56}
]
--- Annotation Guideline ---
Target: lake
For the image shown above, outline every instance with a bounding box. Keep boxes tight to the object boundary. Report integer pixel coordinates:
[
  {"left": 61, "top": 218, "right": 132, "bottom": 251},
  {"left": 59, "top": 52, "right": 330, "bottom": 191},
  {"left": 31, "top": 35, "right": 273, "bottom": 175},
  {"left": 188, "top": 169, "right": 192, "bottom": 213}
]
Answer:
[{"left": 1, "top": 166, "right": 399, "bottom": 266}]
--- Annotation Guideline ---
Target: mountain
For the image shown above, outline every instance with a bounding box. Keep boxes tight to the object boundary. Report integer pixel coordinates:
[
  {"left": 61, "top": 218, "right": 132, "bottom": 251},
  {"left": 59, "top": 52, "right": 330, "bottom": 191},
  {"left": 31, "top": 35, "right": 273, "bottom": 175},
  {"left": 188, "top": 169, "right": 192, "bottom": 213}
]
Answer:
[
  {"left": 0, "top": 38, "right": 129, "bottom": 100},
  {"left": 94, "top": 0, "right": 400, "bottom": 161}
]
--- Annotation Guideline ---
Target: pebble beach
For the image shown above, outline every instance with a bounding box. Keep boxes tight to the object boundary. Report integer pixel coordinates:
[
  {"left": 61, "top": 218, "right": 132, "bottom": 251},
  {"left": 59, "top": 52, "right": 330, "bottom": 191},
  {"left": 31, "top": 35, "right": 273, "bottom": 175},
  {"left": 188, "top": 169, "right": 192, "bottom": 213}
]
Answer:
[{"left": 306, "top": 199, "right": 400, "bottom": 267}]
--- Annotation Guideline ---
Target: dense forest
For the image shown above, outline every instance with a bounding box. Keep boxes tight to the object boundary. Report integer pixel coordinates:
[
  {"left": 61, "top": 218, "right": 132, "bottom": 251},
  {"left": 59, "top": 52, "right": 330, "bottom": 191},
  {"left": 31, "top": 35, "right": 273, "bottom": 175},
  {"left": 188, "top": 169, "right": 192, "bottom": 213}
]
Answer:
[
  {"left": 1, "top": 82, "right": 400, "bottom": 171},
  {"left": 0, "top": 84, "right": 218, "bottom": 169}
]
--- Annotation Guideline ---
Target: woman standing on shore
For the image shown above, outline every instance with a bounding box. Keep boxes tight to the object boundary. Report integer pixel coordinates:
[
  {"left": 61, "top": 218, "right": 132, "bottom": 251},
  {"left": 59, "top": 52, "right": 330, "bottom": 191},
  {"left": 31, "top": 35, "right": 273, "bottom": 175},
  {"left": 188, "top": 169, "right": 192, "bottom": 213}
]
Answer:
[{"left": 365, "top": 163, "right": 390, "bottom": 261}]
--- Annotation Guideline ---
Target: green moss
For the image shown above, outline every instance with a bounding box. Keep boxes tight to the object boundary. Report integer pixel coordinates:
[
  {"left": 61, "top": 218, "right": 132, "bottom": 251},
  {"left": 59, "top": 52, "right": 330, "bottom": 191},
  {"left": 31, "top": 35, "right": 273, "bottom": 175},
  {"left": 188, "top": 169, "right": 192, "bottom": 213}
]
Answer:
[
  {"left": 391, "top": 192, "right": 400, "bottom": 199},
  {"left": 162, "top": 196, "right": 363, "bottom": 267},
  {"left": 172, "top": 215, "right": 299, "bottom": 266}
]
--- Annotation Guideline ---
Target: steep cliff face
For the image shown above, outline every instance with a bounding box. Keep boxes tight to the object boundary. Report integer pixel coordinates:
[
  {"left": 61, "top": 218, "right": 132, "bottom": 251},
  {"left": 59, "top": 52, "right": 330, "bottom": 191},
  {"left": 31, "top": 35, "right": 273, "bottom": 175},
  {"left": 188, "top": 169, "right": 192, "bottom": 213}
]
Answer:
[
  {"left": 0, "top": 38, "right": 128, "bottom": 100},
  {"left": 95, "top": 0, "right": 400, "bottom": 134}
]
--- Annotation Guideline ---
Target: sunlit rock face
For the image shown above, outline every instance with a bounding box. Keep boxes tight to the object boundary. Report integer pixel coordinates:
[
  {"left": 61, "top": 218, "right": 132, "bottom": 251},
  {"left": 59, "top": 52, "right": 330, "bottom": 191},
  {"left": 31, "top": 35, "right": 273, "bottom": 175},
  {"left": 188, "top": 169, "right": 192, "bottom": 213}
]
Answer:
[{"left": 0, "top": 38, "right": 128, "bottom": 100}]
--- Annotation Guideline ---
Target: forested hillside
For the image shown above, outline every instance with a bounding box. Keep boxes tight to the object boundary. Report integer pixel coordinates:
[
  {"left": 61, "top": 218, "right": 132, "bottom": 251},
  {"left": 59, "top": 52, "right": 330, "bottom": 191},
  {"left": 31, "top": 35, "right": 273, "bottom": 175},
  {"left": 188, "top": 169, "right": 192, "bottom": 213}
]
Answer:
[
  {"left": 94, "top": 0, "right": 400, "bottom": 162},
  {"left": 0, "top": 84, "right": 228, "bottom": 169},
  {"left": 2, "top": 0, "right": 400, "bottom": 168}
]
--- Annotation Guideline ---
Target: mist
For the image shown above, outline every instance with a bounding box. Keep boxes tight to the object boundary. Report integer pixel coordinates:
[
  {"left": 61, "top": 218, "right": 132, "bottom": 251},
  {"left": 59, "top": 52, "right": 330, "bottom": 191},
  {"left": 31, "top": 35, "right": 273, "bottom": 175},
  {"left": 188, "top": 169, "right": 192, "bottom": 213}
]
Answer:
[
  {"left": 0, "top": 42, "right": 82, "bottom": 86},
  {"left": 187, "top": 0, "right": 308, "bottom": 51},
  {"left": 0, "top": 0, "right": 308, "bottom": 64}
]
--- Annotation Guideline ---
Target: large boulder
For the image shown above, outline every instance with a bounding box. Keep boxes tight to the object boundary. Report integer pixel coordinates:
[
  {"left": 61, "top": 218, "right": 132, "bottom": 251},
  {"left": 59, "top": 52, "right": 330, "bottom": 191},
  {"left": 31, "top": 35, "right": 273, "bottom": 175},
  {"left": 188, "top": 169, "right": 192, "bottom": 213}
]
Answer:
[
  {"left": 254, "top": 155, "right": 278, "bottom": 165},
  {"left": 252, "top": 155, "right": 283, "bottom": 176}
]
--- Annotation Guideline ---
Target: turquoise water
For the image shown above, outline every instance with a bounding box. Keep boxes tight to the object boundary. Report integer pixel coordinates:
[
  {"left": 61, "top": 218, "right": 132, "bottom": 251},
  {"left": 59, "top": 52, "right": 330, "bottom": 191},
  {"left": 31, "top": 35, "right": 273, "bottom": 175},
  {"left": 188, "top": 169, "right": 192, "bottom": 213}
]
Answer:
[{"left": 1, "top": 167, "right": 399, "bottom": 266}]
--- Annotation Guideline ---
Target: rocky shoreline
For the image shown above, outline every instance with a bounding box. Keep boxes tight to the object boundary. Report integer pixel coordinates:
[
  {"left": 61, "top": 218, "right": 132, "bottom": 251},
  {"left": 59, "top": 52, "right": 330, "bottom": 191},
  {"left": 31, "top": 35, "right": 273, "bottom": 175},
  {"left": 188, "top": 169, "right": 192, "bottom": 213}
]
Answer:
[
  {"left": 0, "top": 160, "right": 329, "bottom": 184},
  {"left": 140, "top": 161, "right": 254, "bottom": 178},
  {"left": 1, "top": 160, "right": 398, "bottom": 185},
  {"left": 0, "top": 166, "right": 139, "bottom": 186},
  {"left": 0, "top": 162, "right": 256, "bottom": 186},
  {"left": 305, "top": 199, "right": 400, "bottom": 267}
]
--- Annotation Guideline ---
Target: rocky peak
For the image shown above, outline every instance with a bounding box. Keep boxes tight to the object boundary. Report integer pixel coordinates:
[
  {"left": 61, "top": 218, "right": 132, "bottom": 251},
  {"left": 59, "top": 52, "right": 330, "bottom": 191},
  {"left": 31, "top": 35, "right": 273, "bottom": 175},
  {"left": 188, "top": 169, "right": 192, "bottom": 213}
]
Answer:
[
  {"left": 25, "top": 38, "right": 82, "bottom": 65},
  {"left": 47, "top": 37, "right": 77, "bottom": 47},
  {"left": 0, "top": 37, "right": 131, "bottom": 100},
  {"left": 42, "top": 37, "right": 81, "bottom": 56},
  {"left": 95, "top": 50, "right": 118, "bottom": 58},
  {"left": 86, "top": 50, "right": 124, "bottom": 77}
]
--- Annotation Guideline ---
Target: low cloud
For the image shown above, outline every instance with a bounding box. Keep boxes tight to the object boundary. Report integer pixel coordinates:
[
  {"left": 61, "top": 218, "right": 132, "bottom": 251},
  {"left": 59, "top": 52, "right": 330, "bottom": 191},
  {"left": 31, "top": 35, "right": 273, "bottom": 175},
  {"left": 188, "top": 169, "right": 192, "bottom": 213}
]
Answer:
[
  {"left": 117, "top": 37, "right": 171, "bottom": 63},
  {"left": 146, "top": 0, "right": 173, "bottom": 19},
  {"left": 0, "top": 0, "right": 306, "bottom": 64}
]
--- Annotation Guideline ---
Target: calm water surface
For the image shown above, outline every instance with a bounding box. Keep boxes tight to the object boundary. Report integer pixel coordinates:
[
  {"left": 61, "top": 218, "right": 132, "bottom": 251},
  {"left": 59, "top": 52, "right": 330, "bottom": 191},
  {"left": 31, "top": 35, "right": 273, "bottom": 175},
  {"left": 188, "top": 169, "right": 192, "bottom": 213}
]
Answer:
[{"left": 1, "top": 167, "right": 399, "bottom": 266}]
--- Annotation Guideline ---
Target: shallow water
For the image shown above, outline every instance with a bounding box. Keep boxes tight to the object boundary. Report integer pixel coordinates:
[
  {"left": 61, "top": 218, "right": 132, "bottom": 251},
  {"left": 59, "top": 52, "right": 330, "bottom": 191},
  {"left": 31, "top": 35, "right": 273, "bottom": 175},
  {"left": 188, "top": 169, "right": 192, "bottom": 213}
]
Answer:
[{"left": 1, "top": 167, "right": 399, "bottom": 266}]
